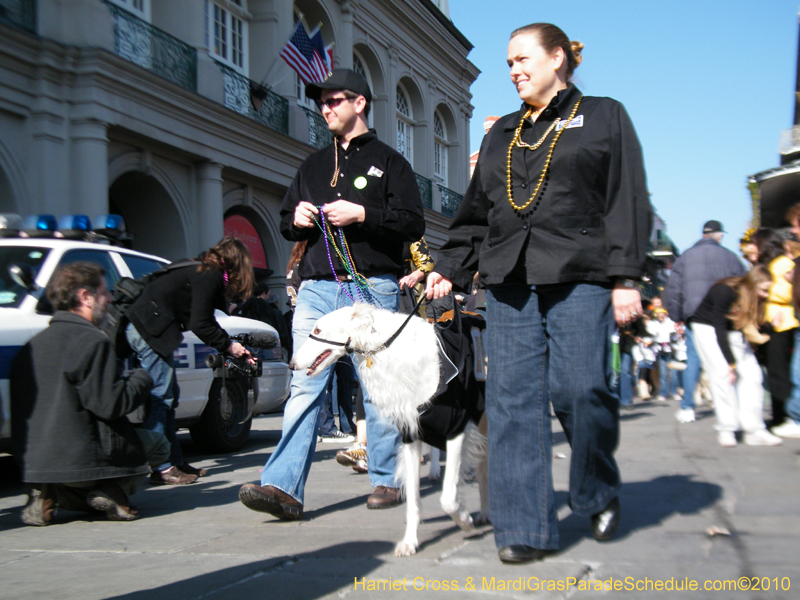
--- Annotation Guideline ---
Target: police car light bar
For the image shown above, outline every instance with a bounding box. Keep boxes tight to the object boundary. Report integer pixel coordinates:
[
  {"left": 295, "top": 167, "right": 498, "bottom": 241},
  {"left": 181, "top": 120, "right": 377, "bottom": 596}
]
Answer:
[{"left": 0, "top": 213, "right": 24, "bottom": 237}]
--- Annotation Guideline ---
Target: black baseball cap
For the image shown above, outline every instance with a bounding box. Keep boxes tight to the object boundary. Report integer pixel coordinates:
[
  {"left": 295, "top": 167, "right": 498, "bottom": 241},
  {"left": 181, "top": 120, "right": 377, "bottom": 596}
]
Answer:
[
  {"left": 305, "top": 69, "right": 372, "bottom": 103},
  {"left": 702, "top": 220, "right": 725, "bottom": 234}
]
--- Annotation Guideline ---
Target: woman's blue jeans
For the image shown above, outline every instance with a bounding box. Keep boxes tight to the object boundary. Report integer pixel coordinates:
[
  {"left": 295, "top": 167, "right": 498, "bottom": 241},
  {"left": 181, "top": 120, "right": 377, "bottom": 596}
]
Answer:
[
  {"left": 260, "top": 276, "right": 402, "bottom": 503},
  {"left": 126, "top": 322, "right": 182, "bottom": 471},
  {"left": 485, "top": 282, "right": 621, "bottom": 550}
]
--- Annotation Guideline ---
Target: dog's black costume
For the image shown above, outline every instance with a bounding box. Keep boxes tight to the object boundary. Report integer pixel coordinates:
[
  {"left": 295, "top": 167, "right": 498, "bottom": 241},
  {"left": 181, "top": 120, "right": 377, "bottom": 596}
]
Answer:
[{"left": 401, "top": 301, "right": 485, "bottom": 451}]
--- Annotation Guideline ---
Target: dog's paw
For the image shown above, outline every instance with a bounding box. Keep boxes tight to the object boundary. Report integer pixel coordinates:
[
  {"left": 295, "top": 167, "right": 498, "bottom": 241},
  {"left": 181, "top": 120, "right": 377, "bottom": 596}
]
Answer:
[
  {"left": 452, "top": 511, "right": 474, "bottom": 532},
  {"left": 475, "top": 512, "right": 491, "bottom": 527},
  {"left": 395, "top": 540, "right": 418, "bottom": 557},
  {"left": 428, "top": 466, "right": 442, "bottom": 481}
]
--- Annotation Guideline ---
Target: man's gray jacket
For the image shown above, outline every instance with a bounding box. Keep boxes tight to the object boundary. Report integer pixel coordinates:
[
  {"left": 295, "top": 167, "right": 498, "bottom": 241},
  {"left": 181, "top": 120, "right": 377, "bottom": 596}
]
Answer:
[{"left": 664, "top": 237, "right": 746, "bottom": 323}]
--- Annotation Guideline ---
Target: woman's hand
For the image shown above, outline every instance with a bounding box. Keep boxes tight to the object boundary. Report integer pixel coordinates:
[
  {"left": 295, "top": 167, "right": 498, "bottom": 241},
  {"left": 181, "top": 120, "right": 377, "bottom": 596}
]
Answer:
[
  {"left": 729, "top": 365, "right": 738, "bottom": 386},
  {"left": 229, "top": 341, "right": 256, "bottom": 365},
  {"left": 293, "top": 201, "right": 319, "bottom": 229},
  {"left": 399, "top": 270, "right": 425, "bottom": 290},
  {"left": 612, "top": 284, "right": 643, "bottom": 327},
  {"left": 425, "top": 272, "right": 453, "bottom": 299}
]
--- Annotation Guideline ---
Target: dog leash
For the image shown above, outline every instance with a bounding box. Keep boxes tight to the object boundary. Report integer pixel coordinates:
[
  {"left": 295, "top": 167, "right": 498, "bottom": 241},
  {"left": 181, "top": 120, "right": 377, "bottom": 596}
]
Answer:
[{"left": 306, "top": 291, "right": 427, "bottom": 368}]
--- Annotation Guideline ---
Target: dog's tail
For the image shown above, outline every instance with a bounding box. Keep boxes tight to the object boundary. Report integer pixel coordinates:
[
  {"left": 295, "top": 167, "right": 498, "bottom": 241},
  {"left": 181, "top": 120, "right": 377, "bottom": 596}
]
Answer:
[{"left": 461, "top": 422, "right": 487, "bottom": 480}]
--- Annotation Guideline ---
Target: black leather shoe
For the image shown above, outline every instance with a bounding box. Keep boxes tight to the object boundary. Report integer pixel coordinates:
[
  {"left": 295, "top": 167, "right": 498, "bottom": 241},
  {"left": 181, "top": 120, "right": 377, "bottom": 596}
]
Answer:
[
  {"left": 498, "top": 545, "right": 546, "bottom": 564},
  {"left": 591, "top": 497, "right": 620, "bottom": 541}
]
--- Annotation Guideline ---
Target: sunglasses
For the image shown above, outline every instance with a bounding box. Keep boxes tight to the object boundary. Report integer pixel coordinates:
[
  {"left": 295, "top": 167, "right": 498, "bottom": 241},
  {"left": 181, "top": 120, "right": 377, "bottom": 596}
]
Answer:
[{"left": 320, "top": 96, "right": 356, "bottom": 110}]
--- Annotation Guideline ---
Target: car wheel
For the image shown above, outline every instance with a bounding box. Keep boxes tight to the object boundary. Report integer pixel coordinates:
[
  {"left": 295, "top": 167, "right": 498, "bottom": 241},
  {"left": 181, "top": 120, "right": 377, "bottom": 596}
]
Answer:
[{"left": 189, "top": 378, "right": 253, "bottom": 453}]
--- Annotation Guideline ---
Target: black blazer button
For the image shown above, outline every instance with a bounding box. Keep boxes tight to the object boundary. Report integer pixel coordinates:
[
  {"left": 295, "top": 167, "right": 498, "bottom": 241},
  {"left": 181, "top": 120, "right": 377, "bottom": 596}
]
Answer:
[
  {"left": 523, "top": 224, "right": 529, "bottom": 230},
  {"left": 581, "top": 228, "right": 588, "bottom": 235}
]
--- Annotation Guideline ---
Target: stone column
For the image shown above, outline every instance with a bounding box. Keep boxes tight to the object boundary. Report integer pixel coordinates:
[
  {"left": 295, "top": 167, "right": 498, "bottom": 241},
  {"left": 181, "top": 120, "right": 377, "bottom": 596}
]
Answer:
[
  {"left": 197, "top": 162, "right": 225, "bottom": 251},
  {"left": 338, "top": 0, "right": 354, "bottom": 69},
  {"left": 70, "top": 119, "right": 109, "bottom": 218},
  {"left": 29, "top": 102, "right": 68, "bottom": 216}
]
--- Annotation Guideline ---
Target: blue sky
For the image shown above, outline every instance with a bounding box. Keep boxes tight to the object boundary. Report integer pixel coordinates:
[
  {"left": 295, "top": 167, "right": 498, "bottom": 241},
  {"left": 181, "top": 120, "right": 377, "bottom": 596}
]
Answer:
[{"left": 449, "top": 0, "right": 800, "bottom": 256}]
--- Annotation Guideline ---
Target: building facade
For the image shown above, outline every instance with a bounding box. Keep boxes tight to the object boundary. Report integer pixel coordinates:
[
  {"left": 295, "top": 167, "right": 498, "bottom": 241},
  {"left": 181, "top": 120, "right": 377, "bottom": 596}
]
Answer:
[{"left": 0, "top": 0, "right": 478, "bottom": 288}]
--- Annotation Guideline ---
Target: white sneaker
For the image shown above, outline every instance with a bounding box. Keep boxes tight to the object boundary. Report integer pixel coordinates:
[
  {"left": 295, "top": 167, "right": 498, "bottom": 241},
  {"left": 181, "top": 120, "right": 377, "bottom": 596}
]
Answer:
[
  {"left": 744, "top": 429, "right": 783, "bottom": 446},
  {"left": 675, "top": 408, "right": 695, "bottom": 423},
  {"left": 771, "top": 419, "right": 800, "bottom": 439},
  {"left": 321, "top": 430, "right": 356, "bottom": 443},
  {"left": 718, "top": 431, "right": 737, "bottom": 447}
]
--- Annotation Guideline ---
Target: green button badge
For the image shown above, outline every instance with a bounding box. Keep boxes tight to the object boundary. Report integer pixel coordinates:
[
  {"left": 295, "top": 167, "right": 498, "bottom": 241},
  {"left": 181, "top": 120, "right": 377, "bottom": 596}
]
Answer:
[{"left": 354, "top": 176, "right": 367, "bottom": 190}]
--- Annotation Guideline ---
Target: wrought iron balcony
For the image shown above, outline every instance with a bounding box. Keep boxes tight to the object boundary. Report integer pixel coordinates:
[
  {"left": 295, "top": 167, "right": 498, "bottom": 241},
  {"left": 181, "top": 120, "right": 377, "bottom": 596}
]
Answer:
[
  {"left": 217, "top": 63, "right": 288, "bottom": 135},
  {"left": 103, "top": 0, "right": 196, "bottom": 92},
  {"left": 302, "top": 107, "right": 333, "bottom": 149},
  {"left": 0, "top": 0, "right": 36, "bottom": 33},
  {"left": 439, "top": 184, "right": 463, "bottom": 217},
  {"left": 415, "top": 173, "right": 433, "bottom": 209}
]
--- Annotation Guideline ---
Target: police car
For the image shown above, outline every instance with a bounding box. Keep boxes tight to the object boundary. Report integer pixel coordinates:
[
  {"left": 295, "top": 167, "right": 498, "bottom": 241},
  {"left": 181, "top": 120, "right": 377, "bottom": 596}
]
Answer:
[{"left": 0, "top": 214, "right": 290, "bottom": 454}]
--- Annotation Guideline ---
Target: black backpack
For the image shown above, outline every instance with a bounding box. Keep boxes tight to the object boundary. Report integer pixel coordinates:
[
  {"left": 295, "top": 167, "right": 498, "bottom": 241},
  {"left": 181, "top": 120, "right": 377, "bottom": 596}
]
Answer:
[{"left": 104, "top": 259, "right": 196, "bottom": 359}]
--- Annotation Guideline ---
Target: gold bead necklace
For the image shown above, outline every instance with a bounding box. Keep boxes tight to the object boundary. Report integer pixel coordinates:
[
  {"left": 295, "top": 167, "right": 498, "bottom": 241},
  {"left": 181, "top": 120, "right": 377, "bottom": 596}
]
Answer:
[
  {"left": 330, "top": 137, "right": 341, "bottom": 187},
  {"left": 506, "top": 98, "right": 582, "bottom": 211}
]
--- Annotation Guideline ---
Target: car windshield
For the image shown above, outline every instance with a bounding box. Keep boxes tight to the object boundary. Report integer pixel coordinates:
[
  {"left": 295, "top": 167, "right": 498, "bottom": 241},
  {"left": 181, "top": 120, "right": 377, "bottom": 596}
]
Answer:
[{"left": 0, "top": 246, "right": 51, "bottom": 308}]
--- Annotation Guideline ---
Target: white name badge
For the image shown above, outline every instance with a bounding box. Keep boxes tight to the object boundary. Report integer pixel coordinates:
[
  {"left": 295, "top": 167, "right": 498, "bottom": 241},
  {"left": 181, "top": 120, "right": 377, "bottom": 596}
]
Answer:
[
  {"left": 556, "top": 114, "right": 584, "bottom": 131},
  {"left": 367, "top": 166, "right": 384, "bottom": 178}
]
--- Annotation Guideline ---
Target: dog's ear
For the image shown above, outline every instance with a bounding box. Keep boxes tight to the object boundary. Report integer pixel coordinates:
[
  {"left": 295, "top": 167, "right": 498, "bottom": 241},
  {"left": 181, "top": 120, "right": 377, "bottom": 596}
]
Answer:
[{"left": 350, "top": 303, "right": 375, "bottom": 328}]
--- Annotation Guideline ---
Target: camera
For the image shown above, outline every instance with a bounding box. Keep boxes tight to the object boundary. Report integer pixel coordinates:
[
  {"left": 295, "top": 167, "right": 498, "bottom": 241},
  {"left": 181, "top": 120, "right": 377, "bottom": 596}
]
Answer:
[{"left": 204, "top": 331, "right": 276, "bottom": 379}]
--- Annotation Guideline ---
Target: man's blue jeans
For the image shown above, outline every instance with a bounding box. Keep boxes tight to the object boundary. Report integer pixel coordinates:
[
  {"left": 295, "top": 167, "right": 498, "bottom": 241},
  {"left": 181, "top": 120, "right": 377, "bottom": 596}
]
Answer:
[
  {"left": 784, "top": 329, "right": 800, "bottom": 424},
  {"left": 126, "top": 323, "right": 182, "bottom": 471},
  {"left": 680, "top": 327, "right": 699, "bottom": 410},
  {"left": 485, "top": 283, "right": 621, "bottom": 551},
  {"left": 619, "top": 352, "right": 634, "bottom": 406},
  {"left": 261, "top": 276, "right": 402, "bottom": 504},
  {"left": 656, "top": 351, "right": 681, "bottom": 398}
]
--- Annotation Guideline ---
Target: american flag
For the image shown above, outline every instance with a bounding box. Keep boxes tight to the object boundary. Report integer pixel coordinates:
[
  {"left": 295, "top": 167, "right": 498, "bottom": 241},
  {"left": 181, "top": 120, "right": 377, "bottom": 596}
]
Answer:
[
  {"left": 280, "top": 21, "right": 329, "bottom": 84},
  {"left": 309, "top": 26, "right": 334, "bottom": 75}
]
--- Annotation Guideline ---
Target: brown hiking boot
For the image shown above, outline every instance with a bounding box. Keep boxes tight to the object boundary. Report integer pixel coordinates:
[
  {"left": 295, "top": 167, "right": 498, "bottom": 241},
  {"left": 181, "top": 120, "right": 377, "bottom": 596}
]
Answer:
[
  {"left": 366, "top": 486, "right": 402, "bottom": 509},
  {"left": 87, "top": 482, "right": 138, "bottom": 521},
  {"left": 238, "top": 483, "right": 303, "bottom": 520},
  {"left": 21, "top": 484, "right": 55, "bottom": 526}
]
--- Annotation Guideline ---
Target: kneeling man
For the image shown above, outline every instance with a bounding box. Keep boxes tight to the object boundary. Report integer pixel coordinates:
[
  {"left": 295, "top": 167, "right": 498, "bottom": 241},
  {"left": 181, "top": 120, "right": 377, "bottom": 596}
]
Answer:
[{"left": 11, "top": 262, "right": 168, "bottom": 524}]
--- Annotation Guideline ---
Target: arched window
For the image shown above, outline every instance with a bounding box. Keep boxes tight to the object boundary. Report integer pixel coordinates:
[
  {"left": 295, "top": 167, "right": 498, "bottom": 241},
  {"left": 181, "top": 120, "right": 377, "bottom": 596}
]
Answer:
[
  {"left": 433, "top": 111, "right": 448, "bottom": 186},
  {"left": 396, "top": 85, "right": 413, "bottom": 165}
]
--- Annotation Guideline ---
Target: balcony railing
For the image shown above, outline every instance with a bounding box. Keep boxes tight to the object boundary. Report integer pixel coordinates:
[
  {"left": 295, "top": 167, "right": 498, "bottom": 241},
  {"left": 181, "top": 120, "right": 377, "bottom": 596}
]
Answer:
[
  {"left": 302, "top": 107, "right": 333, "bottom": 149},
  {"left": 217, "top": 63, "right": 288, "bottom": 135},
  {"left": 439, "top": 184, "right": 463, "bottom": 217},
  {"left": 415, "top": 173, "right": 432, "bottom": 209},
  {"left": 103, "top": 0, "right": 196, "bottom": 92},
  {"left": 0, "top": 0, "right": 36, "bottom": 33}
]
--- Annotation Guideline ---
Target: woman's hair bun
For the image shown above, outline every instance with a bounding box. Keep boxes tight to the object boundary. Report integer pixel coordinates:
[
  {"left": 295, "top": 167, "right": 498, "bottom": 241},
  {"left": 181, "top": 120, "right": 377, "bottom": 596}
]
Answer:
[{"left": 570, "top": 41, "right": 584, "bottom": 67}]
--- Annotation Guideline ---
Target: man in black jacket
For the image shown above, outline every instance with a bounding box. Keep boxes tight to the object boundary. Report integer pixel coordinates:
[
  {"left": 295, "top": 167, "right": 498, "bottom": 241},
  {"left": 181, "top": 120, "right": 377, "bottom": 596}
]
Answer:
[
  {"left": 239, "top": 69, "right": 425, "bottom": 519},
  {"left": 11, "top": 262, "right": 167, "bottom": 525}
]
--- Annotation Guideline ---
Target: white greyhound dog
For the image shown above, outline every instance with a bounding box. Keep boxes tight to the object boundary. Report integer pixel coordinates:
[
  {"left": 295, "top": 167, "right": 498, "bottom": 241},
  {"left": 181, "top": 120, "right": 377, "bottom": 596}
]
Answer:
[{"left": 290, "top": 302, "right": 489, "bottom": 556}]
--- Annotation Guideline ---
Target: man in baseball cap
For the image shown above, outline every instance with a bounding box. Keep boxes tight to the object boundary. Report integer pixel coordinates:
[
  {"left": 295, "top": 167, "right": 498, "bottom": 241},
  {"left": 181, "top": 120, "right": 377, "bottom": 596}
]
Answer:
[
  {"left": 239, "top": 67, "right": 424, "bottom": 518},
  {"left": 702, "top": 220, "right": 725, "bottom": 234},
  {"left": 305, "top": 68, "right": 372, "bottom": 104}
]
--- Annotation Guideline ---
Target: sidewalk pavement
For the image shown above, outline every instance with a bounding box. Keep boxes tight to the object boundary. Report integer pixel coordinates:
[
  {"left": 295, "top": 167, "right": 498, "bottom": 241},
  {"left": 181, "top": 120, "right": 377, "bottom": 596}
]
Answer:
[{"left": 1, "top": 399, "right": 798, "bottom": 600}]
